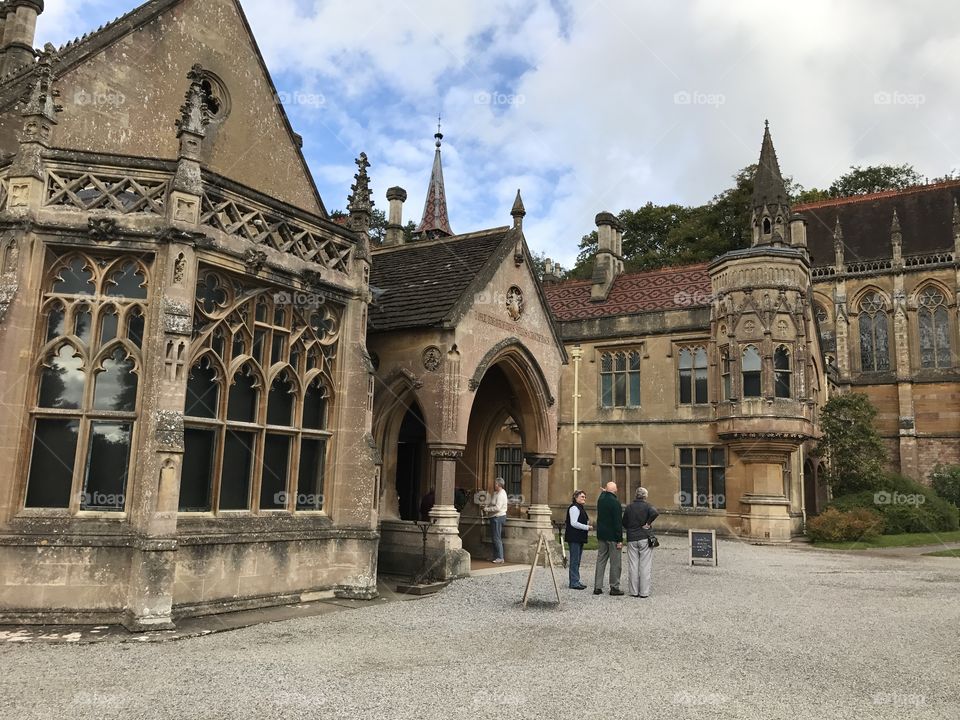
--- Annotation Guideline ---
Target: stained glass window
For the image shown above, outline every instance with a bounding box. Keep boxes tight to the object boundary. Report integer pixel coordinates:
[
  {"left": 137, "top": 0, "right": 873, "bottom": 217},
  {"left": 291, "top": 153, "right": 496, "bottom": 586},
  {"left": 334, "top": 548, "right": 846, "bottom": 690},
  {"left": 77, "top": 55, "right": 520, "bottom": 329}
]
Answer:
[
  {"left": 917, "top": 287, "right": 952, "bottom": 369},
  {"left": 858, "top": 292, "right": 890, "bottom": 372}
]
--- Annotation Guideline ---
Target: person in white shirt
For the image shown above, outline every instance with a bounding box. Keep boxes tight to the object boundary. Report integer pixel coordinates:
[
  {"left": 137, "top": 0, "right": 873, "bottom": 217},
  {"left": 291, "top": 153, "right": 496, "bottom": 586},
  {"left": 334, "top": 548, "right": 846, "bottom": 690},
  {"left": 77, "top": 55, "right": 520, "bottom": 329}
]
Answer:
[
  {"left": 564, "top": 489, "right": 593, "bottom": 589},
  {"left": 484, "top": 478, "right": 508, "bottom": 563}
]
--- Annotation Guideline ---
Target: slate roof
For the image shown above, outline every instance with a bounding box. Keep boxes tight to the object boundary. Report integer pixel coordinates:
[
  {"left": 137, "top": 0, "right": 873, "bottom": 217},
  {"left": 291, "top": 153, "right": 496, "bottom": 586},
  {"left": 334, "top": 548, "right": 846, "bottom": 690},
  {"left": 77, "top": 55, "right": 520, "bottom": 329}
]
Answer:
[
  {"left": 368, "top": 227, "right": 511, "bottom": 331},
  {"left": 544, "top": 263, "right": 712, "bottom": 322},
  {"left": 795, "top": 181, "right": 960, "bottom": 267}
]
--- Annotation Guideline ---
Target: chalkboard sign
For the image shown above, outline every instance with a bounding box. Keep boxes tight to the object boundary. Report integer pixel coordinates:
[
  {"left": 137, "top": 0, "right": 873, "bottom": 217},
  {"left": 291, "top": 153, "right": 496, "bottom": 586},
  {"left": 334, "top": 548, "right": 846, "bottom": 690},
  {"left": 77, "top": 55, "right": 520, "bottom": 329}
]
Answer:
[{"left": 689, "top": 529, "right": 717, "bottom": 566}]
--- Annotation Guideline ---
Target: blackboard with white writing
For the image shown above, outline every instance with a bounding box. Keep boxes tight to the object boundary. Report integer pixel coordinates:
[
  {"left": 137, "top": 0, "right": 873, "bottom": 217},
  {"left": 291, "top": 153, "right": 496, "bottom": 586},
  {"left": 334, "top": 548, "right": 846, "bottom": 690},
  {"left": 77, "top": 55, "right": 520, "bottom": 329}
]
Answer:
[{"left": 689, "top": 529, "right": 717, "bottom": 566}]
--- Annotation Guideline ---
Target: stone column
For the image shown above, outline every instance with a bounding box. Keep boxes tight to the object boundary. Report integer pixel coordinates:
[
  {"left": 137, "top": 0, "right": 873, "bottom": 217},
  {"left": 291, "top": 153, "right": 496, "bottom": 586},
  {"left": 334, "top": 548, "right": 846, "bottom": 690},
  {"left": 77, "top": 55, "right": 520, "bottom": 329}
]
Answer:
[
  {"left": 428, "top": 445, "right": 464, "bottom": 528},
  {"left": 729, "top": 438, "right": 797, "bottom": 543},
  {"left": 524, "top": 453, "right": 555, "bottom": 529}
]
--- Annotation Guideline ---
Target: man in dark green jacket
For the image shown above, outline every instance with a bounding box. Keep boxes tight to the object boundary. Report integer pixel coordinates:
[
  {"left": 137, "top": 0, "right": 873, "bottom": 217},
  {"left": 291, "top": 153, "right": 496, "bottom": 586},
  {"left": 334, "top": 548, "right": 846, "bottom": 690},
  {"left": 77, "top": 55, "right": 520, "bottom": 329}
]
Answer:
[{"left": 593, "top": 481, "right": 624, "bottom": 595}]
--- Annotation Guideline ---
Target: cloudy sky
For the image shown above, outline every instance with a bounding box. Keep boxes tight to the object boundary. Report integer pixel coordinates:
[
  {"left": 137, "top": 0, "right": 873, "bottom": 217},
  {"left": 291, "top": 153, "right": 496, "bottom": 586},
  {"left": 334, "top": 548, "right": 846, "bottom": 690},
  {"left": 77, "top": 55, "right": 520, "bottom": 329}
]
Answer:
[{"left": 39, "top": 0, "right": 960, "bottom": 266}]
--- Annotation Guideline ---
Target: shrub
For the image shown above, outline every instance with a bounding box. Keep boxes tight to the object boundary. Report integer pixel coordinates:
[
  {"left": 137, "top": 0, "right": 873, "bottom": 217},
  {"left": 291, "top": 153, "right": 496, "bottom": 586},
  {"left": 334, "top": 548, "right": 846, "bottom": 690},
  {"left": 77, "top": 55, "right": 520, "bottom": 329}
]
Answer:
[
  {"left": 807, "top": 507, "right": 885, "bottom": 543},
  {"left": 817, "top": 394, "right": 888, "bottom": 495},
  {"left": 930, "top": 465, "right": 960, "bottom": 508},
  {"left": 828, "top": 474, "right": 959, "bottom": 534}
]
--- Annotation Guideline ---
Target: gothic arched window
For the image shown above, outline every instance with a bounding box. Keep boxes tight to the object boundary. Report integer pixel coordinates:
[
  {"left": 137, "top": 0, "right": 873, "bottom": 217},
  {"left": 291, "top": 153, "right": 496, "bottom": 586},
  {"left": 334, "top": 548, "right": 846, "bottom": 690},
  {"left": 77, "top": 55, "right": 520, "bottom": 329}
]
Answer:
[
  {"left": 774, "top": 346, "right": 792, "bottom": 399},
  {"left": 858, "top": 292, "right": 890, "bottom": 372},
  {"left": 179, "top": 269, "right": 339, "bottom": 514},
  {"left": 24, "top": 253, "right": 148, "bottom": 512},
  {"left": 679, "top": 346, "right": 708, "bottom": 404},
  {"left": 742, "top": 345, "right": 762, "bottom": 397},
  {"left": 600, "top": 349, "right": 641, "bottom": 408},
  {"left": 917, "top": 286, "right": 952, "bottom": 369}
]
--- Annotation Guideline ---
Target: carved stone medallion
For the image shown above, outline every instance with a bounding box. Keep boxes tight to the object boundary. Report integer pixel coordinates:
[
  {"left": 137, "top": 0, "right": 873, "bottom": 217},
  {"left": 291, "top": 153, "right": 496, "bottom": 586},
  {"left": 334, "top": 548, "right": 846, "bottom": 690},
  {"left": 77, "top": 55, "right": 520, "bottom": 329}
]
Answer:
[{"left": 422, "top": 345, "right": 442, "bottom": 372}]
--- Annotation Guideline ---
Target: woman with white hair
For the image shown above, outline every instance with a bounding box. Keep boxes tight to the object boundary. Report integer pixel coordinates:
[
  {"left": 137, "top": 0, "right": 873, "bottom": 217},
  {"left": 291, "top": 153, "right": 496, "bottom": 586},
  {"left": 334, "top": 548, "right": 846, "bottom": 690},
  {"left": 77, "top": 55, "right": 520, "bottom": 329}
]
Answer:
[
  {"left": 484, "top": 477, "right": 508, "bottom": 563},
  {"left": 622, "top": 486, "right": 659, "bottom": 598}
]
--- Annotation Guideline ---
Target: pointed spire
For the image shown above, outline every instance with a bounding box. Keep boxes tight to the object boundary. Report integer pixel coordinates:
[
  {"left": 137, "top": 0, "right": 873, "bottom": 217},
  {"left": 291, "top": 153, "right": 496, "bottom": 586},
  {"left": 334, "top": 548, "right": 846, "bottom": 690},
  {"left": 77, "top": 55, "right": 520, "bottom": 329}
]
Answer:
[
  {"left": 511, "top": 189, "right": 525, "bottom": 229},
  {"left": 415, "top": 120, "right": 453, "bottom": 238},
  {"left": 953, "top": 198, "right": 960, "bottom": 253},
  {"left": 176, "top": 64, "right": 210, "bottom": 141},
  {"left": 753, "top": 120, "right": 789, "bottom": 211},
  {"left": 347, "top": 152, "right": 373, "bottom": 235}
]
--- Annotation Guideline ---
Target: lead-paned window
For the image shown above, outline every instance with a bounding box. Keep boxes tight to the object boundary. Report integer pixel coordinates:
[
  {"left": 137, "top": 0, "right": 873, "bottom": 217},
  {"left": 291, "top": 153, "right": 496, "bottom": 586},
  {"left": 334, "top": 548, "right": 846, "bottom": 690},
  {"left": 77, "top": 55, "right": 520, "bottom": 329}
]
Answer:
[
  {"left": 678, "top": 447, "right": 726, "bottom": 509},
  {"left": 858, "top": 292, "right": 890, "bottom": 372},
  {"left": 917, "top": 287, "right": 952, "bottom": 369},
  {"left": 679, "top": 346, "right": 708, "bottom": 404},
  {"left": 600, "top": 350, "right": 641, "bottom": 408},
  {"left": 741, "top": 345, "right": 762, "bottom": 397},
  {"left": 494, "top": 445, "right": 523, "bottom": 498},
  {"left": 178, "top": 269, "right": 338, "bottom": 514},
  {"left": 774, "top": 345, "right": 791, "bottom": 399},
  {"left": 24, "top": 253, "right": 148, "bottom": 512},
  {"left": 598, "top": 446, "right": 642, "bottom": 503}
]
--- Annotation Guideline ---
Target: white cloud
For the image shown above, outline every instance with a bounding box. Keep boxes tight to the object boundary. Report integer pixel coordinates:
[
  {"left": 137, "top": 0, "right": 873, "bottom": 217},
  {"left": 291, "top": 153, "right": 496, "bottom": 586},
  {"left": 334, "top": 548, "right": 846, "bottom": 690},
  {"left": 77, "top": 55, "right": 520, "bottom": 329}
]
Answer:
[{"left": 38, "top": 0, "right": 960, "bottom": 267}]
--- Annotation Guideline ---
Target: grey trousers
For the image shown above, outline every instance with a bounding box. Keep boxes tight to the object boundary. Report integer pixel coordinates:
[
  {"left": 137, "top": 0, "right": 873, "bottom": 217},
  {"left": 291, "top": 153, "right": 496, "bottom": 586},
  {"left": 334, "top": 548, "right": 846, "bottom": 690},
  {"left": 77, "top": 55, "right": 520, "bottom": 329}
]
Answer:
[
  {"left": 594, "top": 541, "right": 622, "bottom": 590},
  {"left": 627, "top": 539, "right": 654, "bottom": 597}
]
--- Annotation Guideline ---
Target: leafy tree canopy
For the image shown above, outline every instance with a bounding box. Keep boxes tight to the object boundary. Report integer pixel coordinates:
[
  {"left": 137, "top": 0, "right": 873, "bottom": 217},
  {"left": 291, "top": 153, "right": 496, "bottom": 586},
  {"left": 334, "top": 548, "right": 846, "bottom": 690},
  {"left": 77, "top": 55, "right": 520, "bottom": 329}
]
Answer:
[{"left": 818, "top": 393, "right": 888, "bottom": 495}]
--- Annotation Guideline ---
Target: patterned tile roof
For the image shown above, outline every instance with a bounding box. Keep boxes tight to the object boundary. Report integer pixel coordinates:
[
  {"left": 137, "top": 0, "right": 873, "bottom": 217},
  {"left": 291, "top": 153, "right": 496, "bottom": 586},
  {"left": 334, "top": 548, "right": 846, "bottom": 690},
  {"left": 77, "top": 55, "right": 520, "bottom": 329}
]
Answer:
[
  {"left": 544, "top": 263, "right": 712, "bottom": 321},
  {"left": 369, "top": 227, "right": 510, "bottom": 331}
]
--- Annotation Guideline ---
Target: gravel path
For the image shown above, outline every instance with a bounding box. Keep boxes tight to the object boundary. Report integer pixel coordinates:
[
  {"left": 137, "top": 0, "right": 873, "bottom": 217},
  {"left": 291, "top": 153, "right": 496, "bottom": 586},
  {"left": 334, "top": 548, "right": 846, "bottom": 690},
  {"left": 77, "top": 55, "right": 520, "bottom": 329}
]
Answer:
[{"left": 1, "top": 536, "right": 957, "bottom": 720}]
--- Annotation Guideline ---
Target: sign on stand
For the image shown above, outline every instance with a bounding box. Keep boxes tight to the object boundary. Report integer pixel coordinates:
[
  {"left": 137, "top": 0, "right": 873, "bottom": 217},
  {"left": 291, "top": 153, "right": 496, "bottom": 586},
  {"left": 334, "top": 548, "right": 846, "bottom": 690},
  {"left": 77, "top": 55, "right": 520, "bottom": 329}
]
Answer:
[{"left": 689, "top": 529, "right": 718, "bottom": 566}]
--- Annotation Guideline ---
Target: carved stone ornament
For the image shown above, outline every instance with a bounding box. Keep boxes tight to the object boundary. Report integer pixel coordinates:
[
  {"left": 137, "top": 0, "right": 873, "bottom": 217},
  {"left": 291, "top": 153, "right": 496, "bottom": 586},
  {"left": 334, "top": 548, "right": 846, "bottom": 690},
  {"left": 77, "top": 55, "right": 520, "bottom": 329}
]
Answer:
[
  {"left": 743, "top": 319, "right": 756, "bottom": 334},
  {"left": 155, "top": 410, "right": 185, "bottom": 452},
  {"left": 163, "top": 299, "right": 192, "bottom": 335},
  {"left": 505, "top": 286, "right": 524, "bottom": 321},
  {"left": 429, "top": 448, "right": 464, "bottom": 459},
  {"left": 422, "top": 345, "right": 442, "bottom": 372},
  {"left": 777, "top": 319, "right": 788, "bottom": 334},
  {"left": 244, "top": 248, "right": 267, "bottom": 273},
  {"left": 87, "top": 216, "right": 118, "bottom": 241},
  {"left": 158, "top": 226, "right": 205, "bottom": 245}
]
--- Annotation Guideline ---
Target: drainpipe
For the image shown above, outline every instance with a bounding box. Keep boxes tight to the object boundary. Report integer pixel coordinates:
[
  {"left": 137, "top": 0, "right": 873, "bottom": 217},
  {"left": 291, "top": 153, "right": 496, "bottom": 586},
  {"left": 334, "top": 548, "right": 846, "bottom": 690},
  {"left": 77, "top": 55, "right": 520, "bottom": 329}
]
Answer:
[{"left": 571, "top": 344, "right": 582, "bottom": 494}]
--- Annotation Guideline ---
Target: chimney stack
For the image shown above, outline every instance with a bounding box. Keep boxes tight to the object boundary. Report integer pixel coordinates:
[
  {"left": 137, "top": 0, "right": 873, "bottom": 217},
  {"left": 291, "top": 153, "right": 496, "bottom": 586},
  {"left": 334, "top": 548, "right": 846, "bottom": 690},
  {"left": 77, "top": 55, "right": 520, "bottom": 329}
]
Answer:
[
  {"left": 591, "top": 211, "right": 622, "bottom": 302},
  {"left": 1, "top": 0, "right": 43, "bottom": 74},
  {"left": 542, "top": 257, "right": 560, "bottom": 285},
  {"left": 383, "top": 186, "right": 407, "bottom": 246}
]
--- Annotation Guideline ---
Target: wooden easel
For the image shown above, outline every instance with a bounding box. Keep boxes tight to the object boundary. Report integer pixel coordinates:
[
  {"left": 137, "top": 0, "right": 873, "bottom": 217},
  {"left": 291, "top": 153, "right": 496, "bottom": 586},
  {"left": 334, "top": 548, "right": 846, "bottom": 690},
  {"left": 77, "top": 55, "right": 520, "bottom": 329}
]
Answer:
[{"left": 521, "top": 531, "right": 562, "bottom": 609}]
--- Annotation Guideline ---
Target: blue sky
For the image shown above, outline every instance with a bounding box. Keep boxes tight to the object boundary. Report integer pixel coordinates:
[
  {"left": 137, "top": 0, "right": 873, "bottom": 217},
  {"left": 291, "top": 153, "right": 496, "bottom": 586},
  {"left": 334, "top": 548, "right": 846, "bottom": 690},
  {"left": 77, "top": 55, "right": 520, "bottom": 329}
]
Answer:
[{"left": 40, "top": 0, "right": 960, "bottom": 267}]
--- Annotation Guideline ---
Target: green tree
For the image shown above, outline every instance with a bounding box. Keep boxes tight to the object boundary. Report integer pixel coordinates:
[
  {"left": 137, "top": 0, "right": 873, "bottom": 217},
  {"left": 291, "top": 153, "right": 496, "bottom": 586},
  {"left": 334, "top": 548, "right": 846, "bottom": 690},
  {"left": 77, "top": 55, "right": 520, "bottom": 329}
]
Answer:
[
  {"left": 818, "top": 394, "right": 888, "bottom": 495},
  {"left": 828, "top": 164, "right": 922, "bottom": 197}
]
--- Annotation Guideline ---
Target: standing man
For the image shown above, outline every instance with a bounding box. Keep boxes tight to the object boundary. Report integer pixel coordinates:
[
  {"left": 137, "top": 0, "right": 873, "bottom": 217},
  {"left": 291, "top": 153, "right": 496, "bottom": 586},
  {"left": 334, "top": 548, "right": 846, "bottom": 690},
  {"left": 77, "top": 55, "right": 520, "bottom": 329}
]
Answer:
[
  {"left": 565, "top": 490, "right": 593, "bottom": 589},
  {"left": 484, "top": 477, "right": 508, "bottom": 564},
  {"left": 593, "top": 481, "right": 624, "bottom": 595},
  {"left": 622, "top": 486, "right": 659, "bottom": 598}
]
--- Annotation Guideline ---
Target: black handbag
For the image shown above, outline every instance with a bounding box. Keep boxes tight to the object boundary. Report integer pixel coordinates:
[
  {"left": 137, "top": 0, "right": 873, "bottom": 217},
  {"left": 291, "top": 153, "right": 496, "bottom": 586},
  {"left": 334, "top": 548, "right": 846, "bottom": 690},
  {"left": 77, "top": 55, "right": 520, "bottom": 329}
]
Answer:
[{"left": 648, "top": 534, "right": 660, "bottom": 548}]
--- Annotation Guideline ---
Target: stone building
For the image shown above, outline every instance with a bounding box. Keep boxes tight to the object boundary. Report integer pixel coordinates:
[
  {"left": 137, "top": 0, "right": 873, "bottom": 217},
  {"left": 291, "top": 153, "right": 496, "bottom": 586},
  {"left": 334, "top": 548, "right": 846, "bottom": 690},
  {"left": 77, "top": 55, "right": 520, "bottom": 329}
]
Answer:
[
  {"left": 0, "top": 0, "right": 379, "bottom": 628},
  {"left": 368, "top": 128, "right": 566, "bottom": 577},
  {"left": 543, "top": 123, "right": 827, "bottom": 540},
  {"left": 798, "top": 181, "right": 960, "bottom": 480}
]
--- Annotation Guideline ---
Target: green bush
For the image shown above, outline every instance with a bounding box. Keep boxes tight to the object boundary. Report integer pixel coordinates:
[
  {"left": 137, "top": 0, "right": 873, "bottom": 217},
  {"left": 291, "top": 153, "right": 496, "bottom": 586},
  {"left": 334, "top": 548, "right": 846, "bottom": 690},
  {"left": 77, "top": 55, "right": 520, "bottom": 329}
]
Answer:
[
  {"left": 828, "top": 474, "right": 959, "bottom": 534},
  {"left": 807, "top": 507, "right": 885, "bottom": 543},
  {"left": 930, "top": 465, "right": 960, "bottom": 508}
]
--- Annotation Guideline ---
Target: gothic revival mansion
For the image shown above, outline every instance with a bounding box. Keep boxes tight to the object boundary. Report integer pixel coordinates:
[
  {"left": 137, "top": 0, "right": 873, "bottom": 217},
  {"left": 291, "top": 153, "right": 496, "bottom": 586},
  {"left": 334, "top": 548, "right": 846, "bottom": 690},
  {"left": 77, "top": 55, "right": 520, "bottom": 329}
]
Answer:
[{"left": 0, "top": 0, "right": 955, "bottom": 628}]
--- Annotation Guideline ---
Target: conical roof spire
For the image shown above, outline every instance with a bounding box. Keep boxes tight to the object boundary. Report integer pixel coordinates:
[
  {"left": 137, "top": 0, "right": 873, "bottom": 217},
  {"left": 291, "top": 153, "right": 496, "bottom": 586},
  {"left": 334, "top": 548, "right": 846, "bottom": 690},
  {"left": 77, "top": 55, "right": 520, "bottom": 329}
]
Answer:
[
  {"left": 753, "top": 120, "right": 789, "bottom": 210},
  {"left": 511, "top": 189, "right": 525, "bottom": 229},
  {"left": 415, "top": 119, "right": 453, "bottom": 238}
]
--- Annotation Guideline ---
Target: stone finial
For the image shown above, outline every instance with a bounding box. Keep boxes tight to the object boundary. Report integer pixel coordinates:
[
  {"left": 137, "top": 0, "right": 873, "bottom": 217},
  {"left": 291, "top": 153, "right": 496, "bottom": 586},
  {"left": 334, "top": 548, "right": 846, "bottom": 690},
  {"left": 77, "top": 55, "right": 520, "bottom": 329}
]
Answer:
[
  {"left": 176, "top": 64, "right": 210, "bottom": 140},
  {"left": 11, "top": 45, "right": 60, "bottom": 180},
  {"left": 833, "top": 216, "right": 844, "bottom": 269},
  {"left": 347, "top": 152, "right": 373, "bottom": 235},
  {"left": 511, "top": 189, "right": 526, "bottom": 229},
  {"left": 890, "top": 208, "right": 902, "bottom": 264},
  {"left": 384, "top": 186, "right": 407, "bottom": 246},
  {"left": 21, "top": 45, "right": 61, "bottom": 123},
  {"left": 952, "top": 198, "right": 960, "bottom": 254}
]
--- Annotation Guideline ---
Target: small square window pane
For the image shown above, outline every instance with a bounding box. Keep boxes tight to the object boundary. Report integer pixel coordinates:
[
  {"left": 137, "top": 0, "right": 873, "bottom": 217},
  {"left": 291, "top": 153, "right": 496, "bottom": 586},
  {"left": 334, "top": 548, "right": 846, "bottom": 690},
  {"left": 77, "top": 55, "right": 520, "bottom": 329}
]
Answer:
[{"left": 25, "top": 419, "right": 79, "bottom": 508}]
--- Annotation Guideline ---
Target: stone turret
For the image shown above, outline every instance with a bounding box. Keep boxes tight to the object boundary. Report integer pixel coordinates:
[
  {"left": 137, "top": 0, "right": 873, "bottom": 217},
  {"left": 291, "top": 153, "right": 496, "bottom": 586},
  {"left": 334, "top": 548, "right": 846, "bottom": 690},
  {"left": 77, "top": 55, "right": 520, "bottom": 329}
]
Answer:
[{"left": 709, "top": 121, "right": 820, "bottom": 543}]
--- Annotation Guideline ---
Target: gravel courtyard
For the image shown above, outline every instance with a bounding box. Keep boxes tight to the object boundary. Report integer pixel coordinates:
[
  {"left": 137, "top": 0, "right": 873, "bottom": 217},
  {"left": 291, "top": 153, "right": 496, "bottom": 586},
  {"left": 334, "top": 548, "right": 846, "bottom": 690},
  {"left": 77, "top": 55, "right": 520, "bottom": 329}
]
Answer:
[{"left": 1, "top": 536, "right": 957, "bottom": 720}]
